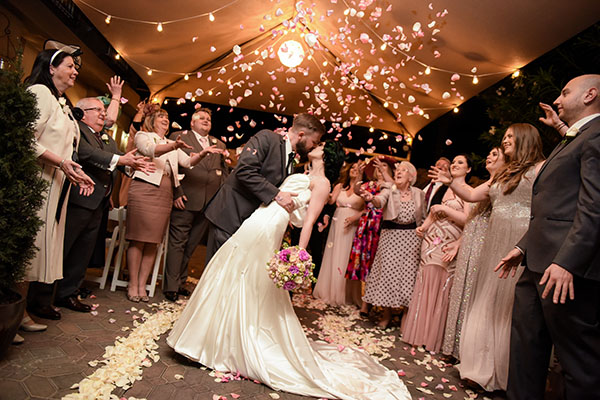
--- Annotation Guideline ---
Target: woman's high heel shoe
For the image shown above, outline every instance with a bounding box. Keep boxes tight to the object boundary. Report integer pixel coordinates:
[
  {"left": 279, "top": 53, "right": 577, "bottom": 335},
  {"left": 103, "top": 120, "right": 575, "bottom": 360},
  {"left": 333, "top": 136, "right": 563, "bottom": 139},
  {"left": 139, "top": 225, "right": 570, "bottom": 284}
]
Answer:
[
  {"left": 127, "top": 293, "right": 140, "bottom": 303},
  {"left": 20, "top": 316, "right": 47, "bottom": 332}
]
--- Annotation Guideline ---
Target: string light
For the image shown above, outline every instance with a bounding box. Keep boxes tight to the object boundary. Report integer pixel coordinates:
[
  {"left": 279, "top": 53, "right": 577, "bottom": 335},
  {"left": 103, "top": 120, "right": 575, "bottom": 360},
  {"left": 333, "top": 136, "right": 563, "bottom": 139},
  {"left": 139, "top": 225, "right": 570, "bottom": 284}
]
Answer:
[
  {"left": 209, "top": 13, "right": 215, "bottom": 22},
  {"left": 147, "top": 69, "right": 153, "bottom": 76},
  {"left": 369, "top": 127, "right": 374, "bottom": 133},
  {"left": 453, "top": 107, "right": 459, "bottom": 113},
  {"left": 163, "top": 99, "right": 168, "bottom": 104},
  {"left": 184, "top": 74, "right": 189, "bottom": 80},
  {"left": 383, "top": 101, "right": 389, "bottom": 108},
  {"left": 114, "top": 53, "right": 120, "bottom": 60},
  {"left": 512, "top": 70, "right": 520, "bottom": 78},
  {"left": 380, "top": 43, "right": 387, "bottom": 51},
  {"left": 208, "top": 90, "right": 213, "bottom": 95},
  {"left": 157, "top": 22, "right": 163, "bottom": 32},
  {"left": 425, "top": 66, "right": 431, "bottom": 75},
  {"left": 105, "top": 15, "right": 111, "bottom": 24},
  {"left": 472, "top": 75, "right": 479, "bottom": 84}
]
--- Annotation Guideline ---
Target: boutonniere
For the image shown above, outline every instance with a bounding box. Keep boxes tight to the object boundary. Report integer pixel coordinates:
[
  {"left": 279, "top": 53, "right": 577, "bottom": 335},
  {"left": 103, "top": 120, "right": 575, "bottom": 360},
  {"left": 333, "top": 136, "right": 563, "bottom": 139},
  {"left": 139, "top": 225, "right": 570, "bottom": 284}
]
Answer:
[
  {"left": 211, "top": 138, "right": 217, "bottom": 145},
  {"left": 560, "top": 127, "right": 579, "bottom": 145},
  {"left": 101, "top": 133, "right": 110, "bottom": 144},
  {"left": 57, "top": 96, "right": 69, "bottom": 114}
]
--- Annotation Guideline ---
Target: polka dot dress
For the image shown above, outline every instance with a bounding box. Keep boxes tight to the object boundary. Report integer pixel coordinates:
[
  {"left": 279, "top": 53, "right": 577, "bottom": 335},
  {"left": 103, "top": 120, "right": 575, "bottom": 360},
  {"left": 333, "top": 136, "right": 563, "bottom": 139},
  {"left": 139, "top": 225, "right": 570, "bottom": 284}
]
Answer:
[{"left": 363, "top": 200, "right": 421, "bottom": 308}]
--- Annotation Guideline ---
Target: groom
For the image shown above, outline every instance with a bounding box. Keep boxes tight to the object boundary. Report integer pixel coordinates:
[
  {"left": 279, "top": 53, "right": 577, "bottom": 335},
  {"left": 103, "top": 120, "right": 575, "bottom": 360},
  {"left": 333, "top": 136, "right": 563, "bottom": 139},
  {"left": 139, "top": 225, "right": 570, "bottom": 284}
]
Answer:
[
  {"left": 496, "top": 74, "right": 600, "bottom": 399},
  {"left": 204, "top": 113, "right": 325, "bottom": 262}
]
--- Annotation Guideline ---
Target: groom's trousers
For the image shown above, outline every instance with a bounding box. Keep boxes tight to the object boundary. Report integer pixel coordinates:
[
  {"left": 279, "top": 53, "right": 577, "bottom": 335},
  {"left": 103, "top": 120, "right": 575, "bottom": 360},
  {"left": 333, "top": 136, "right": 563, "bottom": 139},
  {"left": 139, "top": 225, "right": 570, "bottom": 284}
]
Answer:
[{"left": 205, "top": 222, "right": 232, "bottom": 265}]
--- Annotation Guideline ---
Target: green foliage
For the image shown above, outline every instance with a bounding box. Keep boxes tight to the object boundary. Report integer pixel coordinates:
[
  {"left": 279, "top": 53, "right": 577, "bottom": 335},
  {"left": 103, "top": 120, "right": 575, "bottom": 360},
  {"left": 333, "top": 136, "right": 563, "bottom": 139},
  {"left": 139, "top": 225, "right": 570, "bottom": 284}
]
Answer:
[
  {"left": 478, "top": 23, "right": 600, "bottom": 156},
  {"left": 0, "top": 55, "right": 48, "bottom": 298}
]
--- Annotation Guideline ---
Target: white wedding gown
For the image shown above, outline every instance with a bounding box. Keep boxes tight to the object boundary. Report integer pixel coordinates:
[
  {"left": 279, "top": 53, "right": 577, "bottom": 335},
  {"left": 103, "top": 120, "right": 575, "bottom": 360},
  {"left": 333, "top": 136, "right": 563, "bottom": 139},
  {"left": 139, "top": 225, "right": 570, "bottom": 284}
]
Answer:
[{"left": 167, "top": 174, "right": 411, "bottom": 400}]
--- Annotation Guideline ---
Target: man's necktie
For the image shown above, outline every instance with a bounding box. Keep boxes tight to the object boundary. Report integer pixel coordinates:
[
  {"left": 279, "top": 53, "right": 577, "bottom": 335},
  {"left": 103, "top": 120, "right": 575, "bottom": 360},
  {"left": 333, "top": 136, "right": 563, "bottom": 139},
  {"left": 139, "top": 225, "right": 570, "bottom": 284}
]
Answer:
[
  {"left": 424, "top": 182, "right": 435, "bottom": 208},
  {"left": 287, "top": 152, "right": 296, "bottom": 174},
  {"left": 199, "top": 135, "right": 209, "bottom": 148}
]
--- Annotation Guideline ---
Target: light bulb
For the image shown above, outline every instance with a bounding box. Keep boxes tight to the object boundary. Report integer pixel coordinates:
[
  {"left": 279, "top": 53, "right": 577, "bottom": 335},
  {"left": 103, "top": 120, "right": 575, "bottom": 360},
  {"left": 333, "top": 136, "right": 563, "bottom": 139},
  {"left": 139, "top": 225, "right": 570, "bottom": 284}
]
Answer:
[
  {"left": 147, "top": 69, "right": 153, "bottom": 76},
  {"left": 425, "top": 66, "right": 431, "bottom": 75},
  {"left": 512, "top": 70, "right": 520, "bottom": 78},
  {"left": 114, "top": 54, "right": 120, "bottom": 60},
  {"left": 472, "top": 75, "right": 479, "bottom": 84},
  {"left": 453, "top": 107, "right": 459, "bottom": 113},
  {"left": 184, "top": 74, "right": 189, "bottom": 80},
  {"left": 208, "top": 90, "right": 213, "bottom": 96},
  {"left": 369, "top": 127, "right": 374, "bottom": 133},
  {"left": 322, "top": 61, "right": 328, "bottom": 67},
  {"left": 383, "top": 101, "right": 389, "bottom": 108},
  {"left": 105, "top": 15, "right": 111, "bottom": 24},
  {"left": 209, "top": 13, "right": 215, "bottom": 22},
  {"left": 380, "top": 43, "right": 387, "bottom": 51},
  {"left": 164, "top": 99, "right": 168, "bottom": 104},
  {"left": 157, "top": 22, "right": 163, "bottom": 32}
]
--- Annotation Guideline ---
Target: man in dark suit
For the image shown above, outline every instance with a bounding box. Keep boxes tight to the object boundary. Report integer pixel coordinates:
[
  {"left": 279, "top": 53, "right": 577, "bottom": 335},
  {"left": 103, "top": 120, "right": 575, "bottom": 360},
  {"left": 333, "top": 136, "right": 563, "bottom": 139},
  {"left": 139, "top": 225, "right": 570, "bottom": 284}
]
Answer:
[
  {"left": 204, "top": 113, "right": 325, "bottom": 263},
  {"left": 496, "top": 74, "right": 600, "bottom": 399},
  {"left": 54, "top": 97, "right": 152, "bottom": 312},
  {"left": 163, "top": 108, "right": 228, "bottom": 301},
  {"left": 422, "top": 157, "right": 450, "bottom": 213}
]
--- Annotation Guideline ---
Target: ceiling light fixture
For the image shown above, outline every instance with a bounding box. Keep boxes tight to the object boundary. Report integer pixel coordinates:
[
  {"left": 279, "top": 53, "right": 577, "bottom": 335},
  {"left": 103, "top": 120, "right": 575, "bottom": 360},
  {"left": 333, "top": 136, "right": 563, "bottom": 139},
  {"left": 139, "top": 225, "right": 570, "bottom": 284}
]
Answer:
[{"left": 277, "top": 40, "right": 305, "bottom": 68}]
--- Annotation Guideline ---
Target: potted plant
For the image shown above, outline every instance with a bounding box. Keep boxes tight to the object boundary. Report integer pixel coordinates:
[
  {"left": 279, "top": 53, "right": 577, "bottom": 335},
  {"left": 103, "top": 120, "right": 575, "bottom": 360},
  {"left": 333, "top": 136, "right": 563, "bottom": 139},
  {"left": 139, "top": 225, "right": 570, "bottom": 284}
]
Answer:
[{"left": 0, "top": 55, "right": 47, "bottom": 358}]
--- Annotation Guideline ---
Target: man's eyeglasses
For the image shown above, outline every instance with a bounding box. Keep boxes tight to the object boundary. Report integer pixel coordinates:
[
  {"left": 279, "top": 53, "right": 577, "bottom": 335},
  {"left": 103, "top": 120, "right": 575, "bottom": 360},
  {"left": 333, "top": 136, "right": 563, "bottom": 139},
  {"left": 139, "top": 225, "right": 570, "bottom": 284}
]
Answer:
[{"left": 83, "top": 107, "right": 105, "bottom": 113}]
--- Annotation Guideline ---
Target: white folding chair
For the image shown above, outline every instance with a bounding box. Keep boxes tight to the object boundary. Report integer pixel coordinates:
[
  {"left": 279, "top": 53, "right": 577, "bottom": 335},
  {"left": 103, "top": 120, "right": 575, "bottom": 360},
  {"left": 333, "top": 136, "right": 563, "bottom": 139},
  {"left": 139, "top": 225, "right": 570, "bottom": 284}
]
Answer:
[
  {"left": 86, "top": 207, "right": 126, "bottom": 289},
  {"left": 110, "top": 216, "right": 167, "bottom": 298}
]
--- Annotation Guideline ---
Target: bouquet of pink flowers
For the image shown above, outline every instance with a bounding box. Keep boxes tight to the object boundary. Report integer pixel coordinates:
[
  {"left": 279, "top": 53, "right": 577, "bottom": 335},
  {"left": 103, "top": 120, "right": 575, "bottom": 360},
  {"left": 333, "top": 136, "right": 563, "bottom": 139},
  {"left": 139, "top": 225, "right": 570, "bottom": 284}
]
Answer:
[{"left": 266, "top": 245, "right": 316, "bottom": 291}]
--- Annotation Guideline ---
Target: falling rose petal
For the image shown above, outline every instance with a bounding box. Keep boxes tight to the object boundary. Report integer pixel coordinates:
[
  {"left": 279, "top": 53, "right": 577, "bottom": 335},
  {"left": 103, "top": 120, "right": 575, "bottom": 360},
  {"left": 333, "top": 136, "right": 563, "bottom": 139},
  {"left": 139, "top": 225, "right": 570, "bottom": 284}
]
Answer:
[
  {"left": 471, "top": 67, "right": 478, "bottom": 73},
  {"left": 412, "top": 22, "right": 422, "bottom": 31},
  {"left": 231, "top": 394, "right": 241, "bottom": 399},
  {"left": 445, "top": 139, "right": 453, "bottom": 146},
  {"left": 107, "top": 309, "right": 114, "bottom": 313},
  {"left": 359, "top": 33, "right": 370, "bottom": 43},
  {"left": 249, "top": 120, "right": 257, "bottom": 127},
  {"left": 337, "top": 345, "right": 345, "bottom": 352},
  {"left": 227, "top": 126, "right": 234, "bottom": 132},
  {"left": 442, "top": 91, "right": 451, "bottom": 100},
  {"left": 442, "top": 377, "right": 450, "bottom": 383},
  {"left": 421, "top": 382, "right": 429, "bottom": 387},
  {"left": 244, "top": 89, "right": 253, "bottom": 97},
  {"left": 185, "top": 92, "right": 193, "bottom": 100},
  {"left": 192, "top": 36, "right": 198, "bottom": 42},
  {"left": 120, "top": 97, "right": 128, "bottom": 104},
  {"left": 210, "top": 46, "right": 216, "bottom": 52},
  {"left": 90, "top": 311, "right": 98, "bottom": 316},
  {"left": 108, "top": 318, "right": 116, "bottom": 324},
  {"left": 89, "top": 295, "right": 96, "bottom": 299},
  {"left": 451, "top": 73, "right": 461, "bottom": 81},
  {"left": 174, "top": 374, "right": 184, "bottom": 380},
  {"left": 448, "top": 385, "right": 458, "bottom": 391},
  {"left": 239, "top": 24, "right": 244, "bottom": 30},
  {"left": 275, "top": 8, "right": 284, "bottom": 16},
  {"left": 269, "top": 394, "right": 280, "bottom": 399},
  {"left": 443, "top": 394, "right": 452, "bottom": 398},
  {"left": 425, "top": 376, "right": 434, "bottom": 382},
  {"left": 435, "top": 384, "right": 444, "bottom": 390},
  {"left": 408, "top": 95, "right": 416, "bottom": 103},
  {"left": 229, "top": 99, "right": 238, "bottom": 107}
]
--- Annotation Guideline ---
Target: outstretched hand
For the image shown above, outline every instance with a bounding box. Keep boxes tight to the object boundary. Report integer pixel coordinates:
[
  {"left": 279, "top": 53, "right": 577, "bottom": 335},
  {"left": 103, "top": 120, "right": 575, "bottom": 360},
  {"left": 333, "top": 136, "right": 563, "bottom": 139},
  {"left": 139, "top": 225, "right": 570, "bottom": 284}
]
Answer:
[
  {"left": 495, "top": 247, "right": 523, "bottom": 279},
  {"left": 540, "top": 263, "right": 574, "bottom": 304},
  {"left": 428, "top": 166, "right": 452, "bottom": 185},
  {"left": 173, "top": 137, "right": 193, "bottom": 150},
  {"left": 106, "top": 75, "right": 124, "bottom": 100},
  {"left": 119, "top": 149, "right": 155, "bottom": 174}
]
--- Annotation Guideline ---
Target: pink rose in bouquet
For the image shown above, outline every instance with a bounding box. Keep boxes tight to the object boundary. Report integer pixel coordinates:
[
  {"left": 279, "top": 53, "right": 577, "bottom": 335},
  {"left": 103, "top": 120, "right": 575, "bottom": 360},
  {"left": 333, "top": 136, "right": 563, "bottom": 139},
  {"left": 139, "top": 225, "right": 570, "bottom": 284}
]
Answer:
[{"left": 266, "top": 245, "right": 316, "bottom": 291}]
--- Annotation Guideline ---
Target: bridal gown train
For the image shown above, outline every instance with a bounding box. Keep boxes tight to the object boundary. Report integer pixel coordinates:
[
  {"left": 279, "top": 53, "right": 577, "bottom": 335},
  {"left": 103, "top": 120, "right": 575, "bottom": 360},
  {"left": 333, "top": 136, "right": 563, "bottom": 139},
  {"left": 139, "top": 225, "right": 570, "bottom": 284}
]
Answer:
[{"left": 167, "top": 174, "right": 411, "bottom": 400}]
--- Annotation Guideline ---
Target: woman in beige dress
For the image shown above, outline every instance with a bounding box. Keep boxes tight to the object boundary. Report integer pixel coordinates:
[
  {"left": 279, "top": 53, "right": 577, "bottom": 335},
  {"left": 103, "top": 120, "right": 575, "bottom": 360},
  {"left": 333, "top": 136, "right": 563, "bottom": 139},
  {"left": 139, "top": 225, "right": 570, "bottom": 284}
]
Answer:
[
  {"left": 430, "top": 124, "right": 544, "bottom": 390},
  {"left": 441, "top": 147, "right": 506, "bottom": 361},
  {"left": 313, "top": 162, "right": 365, "bottom": 305},
  {"left": 22, "top": 46, "right": 94, "bottom": 330},
  {"left": 125, "top": 109, "right": 220, "bottom": 302},
  {"left": 401, "top": 155, "right": 471, "bottom": 353}
]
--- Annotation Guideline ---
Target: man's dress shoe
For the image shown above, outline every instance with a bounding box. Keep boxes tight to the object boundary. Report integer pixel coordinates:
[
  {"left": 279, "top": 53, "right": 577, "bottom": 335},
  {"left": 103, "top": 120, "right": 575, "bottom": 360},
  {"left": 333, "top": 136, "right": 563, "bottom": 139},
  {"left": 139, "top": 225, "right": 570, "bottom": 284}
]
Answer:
[
  {"left": 164, "top": 291, "right": 179, "bottom": 302},
  {"left": 177, "top": 288, "right": 191, "bottom": 297},
  {"left": 55, "top": 296, "right": 92, "bottom": 313},
  {"left": 28, "top": 305, "right": 61, "bottom": 320}
]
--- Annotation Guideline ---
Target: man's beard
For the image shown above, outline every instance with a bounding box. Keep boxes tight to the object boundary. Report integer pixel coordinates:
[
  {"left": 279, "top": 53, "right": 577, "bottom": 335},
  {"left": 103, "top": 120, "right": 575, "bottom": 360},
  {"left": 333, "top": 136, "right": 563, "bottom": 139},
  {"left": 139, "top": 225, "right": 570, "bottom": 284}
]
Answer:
[{"left": 295, "top": 140, "right": 310, "bottom": 158}]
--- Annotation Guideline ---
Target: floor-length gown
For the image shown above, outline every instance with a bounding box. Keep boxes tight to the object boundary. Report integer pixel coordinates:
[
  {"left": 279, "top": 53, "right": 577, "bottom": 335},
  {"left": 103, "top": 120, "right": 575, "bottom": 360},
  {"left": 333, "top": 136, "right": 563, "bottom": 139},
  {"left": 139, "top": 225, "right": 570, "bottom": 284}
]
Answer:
[
  {"left": 456, "top": 168, "right": 535, "bottom": 391},
  {"left": 313, "top": 189, "right": 363, "bottom": 305},
  {"left": 167, "top": 174, "right": 411, "bottom": 400},
  {"left": 401, "top": 195, "right": 464, "bottom": 353},
  {"left": 441, "top": 206, "right": 491, "bottom": 358}
]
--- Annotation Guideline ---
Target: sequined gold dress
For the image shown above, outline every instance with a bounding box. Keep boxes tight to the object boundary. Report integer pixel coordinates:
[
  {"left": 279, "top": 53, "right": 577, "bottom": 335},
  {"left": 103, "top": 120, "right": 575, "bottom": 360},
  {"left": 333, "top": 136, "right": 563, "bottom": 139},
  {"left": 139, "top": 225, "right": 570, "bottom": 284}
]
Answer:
[
  {"left": 441, "top": 206, "right": 491, "bottom": 358},
  {"left": 456, "top": 168, "right": 535, "bottom": 391}
]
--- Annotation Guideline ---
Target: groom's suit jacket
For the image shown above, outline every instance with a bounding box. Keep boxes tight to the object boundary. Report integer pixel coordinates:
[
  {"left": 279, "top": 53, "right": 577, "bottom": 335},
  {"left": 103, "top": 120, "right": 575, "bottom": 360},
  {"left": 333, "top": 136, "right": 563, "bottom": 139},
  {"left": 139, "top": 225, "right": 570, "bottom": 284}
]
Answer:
[
  {"left": 204, "top": 129, "right": 288, "bottom": 236},
  {"left": 517, "top": 115, "right": 600, "bottom": 281}
]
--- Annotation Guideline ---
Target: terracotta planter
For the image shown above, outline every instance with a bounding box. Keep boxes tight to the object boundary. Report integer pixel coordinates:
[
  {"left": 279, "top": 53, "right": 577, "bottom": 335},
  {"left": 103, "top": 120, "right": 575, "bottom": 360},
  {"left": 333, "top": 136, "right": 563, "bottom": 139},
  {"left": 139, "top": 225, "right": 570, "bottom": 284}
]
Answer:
[{"left": 0, "top": 290, "right": 26, "bottom": 359}]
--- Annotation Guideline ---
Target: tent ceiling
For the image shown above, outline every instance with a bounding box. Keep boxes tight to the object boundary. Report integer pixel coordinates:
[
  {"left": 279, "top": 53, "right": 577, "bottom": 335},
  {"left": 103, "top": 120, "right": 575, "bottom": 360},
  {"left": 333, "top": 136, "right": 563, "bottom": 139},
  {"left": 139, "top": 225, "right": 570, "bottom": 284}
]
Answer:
[{"left": 75, "top": 0, "right": 600, "bottom": 135}]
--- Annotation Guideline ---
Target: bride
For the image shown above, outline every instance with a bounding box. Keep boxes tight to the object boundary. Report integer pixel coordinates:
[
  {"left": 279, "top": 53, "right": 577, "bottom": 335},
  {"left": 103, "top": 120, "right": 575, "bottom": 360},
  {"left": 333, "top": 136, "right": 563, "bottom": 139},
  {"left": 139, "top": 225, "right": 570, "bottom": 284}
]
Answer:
[{"left": 167, "top": 140, "right": 411, "bottom": 400}]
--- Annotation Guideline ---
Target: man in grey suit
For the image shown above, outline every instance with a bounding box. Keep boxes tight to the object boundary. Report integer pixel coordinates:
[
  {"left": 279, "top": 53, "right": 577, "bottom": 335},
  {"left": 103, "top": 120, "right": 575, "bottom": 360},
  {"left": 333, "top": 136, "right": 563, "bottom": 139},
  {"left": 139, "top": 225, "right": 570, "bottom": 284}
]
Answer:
[
  {"left": 163, "top": 108, "right": 228, "bottom": 301},
  {"left": 55, "top": 97, "right": 151, "bottom": 312},
  {"left": 496, "top": 74, "right": 600, "bottom": 399},
  {"left": 204, "top": 113, "right": 325, "bottom": 263}
]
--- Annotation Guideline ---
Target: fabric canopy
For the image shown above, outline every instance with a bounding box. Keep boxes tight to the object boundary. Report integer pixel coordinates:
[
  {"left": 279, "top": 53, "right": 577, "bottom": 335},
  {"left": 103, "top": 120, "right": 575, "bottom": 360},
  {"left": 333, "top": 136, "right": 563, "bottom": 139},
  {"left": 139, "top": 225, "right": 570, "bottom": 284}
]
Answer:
[{"left": 74, "top": 0, "right": 600, "bottom": 135}]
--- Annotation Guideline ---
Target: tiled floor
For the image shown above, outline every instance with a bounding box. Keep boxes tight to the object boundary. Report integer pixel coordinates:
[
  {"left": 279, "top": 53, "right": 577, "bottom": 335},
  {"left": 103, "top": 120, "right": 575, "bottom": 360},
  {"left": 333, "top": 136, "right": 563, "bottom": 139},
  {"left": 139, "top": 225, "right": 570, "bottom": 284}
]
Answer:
[{"left": 1, "top": 247, "right": 552, "bottom": 400}]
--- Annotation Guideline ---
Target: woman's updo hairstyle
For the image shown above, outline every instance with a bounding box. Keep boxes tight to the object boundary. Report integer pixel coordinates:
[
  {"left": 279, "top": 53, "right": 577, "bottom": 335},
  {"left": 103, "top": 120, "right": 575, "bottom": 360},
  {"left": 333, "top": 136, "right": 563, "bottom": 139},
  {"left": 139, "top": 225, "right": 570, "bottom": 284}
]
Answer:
[{"left": 323, "top": 140, "right": 346, "bottom": 185}]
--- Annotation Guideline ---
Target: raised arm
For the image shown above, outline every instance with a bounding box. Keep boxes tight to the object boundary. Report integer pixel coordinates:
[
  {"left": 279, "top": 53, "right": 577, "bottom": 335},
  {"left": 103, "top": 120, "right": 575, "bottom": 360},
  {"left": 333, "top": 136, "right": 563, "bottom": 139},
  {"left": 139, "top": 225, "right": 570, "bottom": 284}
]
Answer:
[
  {"left": 429, "top": 166, "right": 491, "bottom": 203},
  {"left": 299, "top": 178, "right": 330, "bottom": 249},
  {"left": 104, "top": 76, "right": 123, "bottom": 128}
]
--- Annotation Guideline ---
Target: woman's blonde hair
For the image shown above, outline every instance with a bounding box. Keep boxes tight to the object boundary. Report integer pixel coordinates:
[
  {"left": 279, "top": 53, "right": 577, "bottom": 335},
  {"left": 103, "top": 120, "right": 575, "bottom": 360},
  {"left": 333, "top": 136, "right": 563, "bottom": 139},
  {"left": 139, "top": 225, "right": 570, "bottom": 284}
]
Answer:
[
  {"left": 491, "top": 123, "right": 544, "bottom": 195},
  {"left": 142, "top": 108, "right": 169, "bottom": 133}
]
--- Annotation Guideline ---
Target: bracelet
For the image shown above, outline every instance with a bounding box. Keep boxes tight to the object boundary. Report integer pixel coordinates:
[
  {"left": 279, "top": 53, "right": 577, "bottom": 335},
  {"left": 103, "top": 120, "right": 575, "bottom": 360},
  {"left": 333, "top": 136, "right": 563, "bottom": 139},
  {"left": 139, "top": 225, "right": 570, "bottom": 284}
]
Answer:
[
  {"left": 110, "top": 97, "right": 119, "bottom": 103},
  {"left": 58, "top": 159, "right": 66, "bottom": 169}
]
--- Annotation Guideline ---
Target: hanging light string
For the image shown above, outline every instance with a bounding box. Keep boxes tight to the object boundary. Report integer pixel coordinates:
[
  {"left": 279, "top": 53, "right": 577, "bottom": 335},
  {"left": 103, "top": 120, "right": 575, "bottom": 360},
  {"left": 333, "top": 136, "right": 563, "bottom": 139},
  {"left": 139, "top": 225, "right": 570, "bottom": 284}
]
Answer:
[{"left": 75, "top": 0, "right": 239, "bottom": 26}]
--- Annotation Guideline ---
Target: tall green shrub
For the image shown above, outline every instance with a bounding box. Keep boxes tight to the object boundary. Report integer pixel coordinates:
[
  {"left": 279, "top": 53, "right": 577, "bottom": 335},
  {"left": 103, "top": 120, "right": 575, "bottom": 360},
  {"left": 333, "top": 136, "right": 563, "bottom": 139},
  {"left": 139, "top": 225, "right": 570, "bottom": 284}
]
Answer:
[{"left": 0, "top": 56, "right": 47, "bottom": 300}]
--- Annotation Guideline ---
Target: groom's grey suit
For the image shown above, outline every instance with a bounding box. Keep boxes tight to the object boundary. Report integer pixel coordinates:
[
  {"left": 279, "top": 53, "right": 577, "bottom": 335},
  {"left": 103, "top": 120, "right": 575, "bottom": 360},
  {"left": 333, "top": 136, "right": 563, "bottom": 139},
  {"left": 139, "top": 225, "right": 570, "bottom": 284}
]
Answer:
[
  {"left": 508, "top": 115, "right": 600, "bottom": 399},
  {"left": 204, "top": 129, "right": 289, "bottom": 262}
]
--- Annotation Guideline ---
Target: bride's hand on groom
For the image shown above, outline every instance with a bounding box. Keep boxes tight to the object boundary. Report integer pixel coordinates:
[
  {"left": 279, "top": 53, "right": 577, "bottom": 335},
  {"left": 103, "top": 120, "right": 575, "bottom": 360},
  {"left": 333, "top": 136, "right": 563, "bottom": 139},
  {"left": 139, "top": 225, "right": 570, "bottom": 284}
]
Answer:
[{"left": 275, "top": 191, "right": 298, "bottom": 212}]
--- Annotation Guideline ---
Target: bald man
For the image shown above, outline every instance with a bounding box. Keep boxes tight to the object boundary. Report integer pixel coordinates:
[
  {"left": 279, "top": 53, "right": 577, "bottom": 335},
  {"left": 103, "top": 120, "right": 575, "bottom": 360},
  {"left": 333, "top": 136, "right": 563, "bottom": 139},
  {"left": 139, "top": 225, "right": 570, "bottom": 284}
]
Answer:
[{"left": 497, "top": 74, "right": 600, "bottom": 399}]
